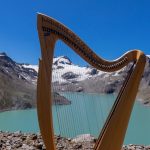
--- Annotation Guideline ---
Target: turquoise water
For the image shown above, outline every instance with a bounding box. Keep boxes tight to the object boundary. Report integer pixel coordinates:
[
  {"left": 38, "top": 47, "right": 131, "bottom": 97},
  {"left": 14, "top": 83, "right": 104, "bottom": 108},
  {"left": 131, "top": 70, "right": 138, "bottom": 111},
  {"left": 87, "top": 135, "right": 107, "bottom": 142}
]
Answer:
[
  {"left": 0, "top": 93, "right": 150, "bottom": 145},
  {"left": 53, "top": 93, "right": 116, "bottom": 138}
]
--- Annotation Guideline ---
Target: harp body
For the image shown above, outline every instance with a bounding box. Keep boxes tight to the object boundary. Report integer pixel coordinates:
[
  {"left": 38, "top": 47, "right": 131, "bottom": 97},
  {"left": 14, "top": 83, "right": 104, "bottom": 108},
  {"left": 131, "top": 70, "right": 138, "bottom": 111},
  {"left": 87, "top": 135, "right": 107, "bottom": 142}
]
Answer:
[{"left": 37, "top": 13, "right": 146, "bottom": 150}]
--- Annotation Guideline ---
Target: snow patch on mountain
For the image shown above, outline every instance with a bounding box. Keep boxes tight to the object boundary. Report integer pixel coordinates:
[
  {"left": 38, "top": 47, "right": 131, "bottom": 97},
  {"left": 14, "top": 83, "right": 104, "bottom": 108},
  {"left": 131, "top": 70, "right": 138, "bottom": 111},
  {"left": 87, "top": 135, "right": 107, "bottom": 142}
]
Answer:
[
  {"left": 147, "top": 55, "right": 150, "bottom": 58},
  {"left": 17, "top": 55, "right": 150, "bottom": 84},
  {"left": 22, "top": 64, "right": 39, "bottom": 72},
  {"left": 0, "top": 54, "right": 4, "bottom": 57}
]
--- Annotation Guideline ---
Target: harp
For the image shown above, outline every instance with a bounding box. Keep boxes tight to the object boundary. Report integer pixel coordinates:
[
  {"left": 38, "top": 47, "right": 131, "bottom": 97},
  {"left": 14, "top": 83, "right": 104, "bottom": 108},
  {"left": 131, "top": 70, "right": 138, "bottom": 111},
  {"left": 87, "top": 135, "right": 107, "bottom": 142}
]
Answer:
[{"left": 37, "top": 13, "right": 146, "bottom": 150}]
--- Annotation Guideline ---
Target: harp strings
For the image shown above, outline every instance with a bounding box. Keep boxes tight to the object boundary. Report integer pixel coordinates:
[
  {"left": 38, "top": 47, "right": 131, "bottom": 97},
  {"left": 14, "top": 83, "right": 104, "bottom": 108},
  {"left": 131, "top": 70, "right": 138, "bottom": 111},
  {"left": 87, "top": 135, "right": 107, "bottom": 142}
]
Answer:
[
  {"left": 52, "top": 40, "right": 116, "bottom": 139},
  {"left": 52, "top": 37, "right": 61, "bottom": 136},
  {"left": 60, "top": 40, "right": 80, "bottom": 137}
]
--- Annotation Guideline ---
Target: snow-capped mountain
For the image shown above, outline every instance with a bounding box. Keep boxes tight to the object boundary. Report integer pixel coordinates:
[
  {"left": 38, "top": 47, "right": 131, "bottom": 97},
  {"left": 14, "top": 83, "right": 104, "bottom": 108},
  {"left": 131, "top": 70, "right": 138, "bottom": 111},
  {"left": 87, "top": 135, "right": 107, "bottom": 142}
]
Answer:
[
  {"left": 0, "top": 52, "right": 37, "bottom": 111},
  {"left": 22, "top": 55, "right": 130, "bottom": 84},
  {"left": 0, "top": 52, "right": 37, "bottom": 84},
  {"left": 50, "top": 56, "right": 130, "bottom": 92},
  {"left": 16, "top": 54, "right": 150, "bottom": 95},
  {"left": 24, "top": 55, "right": 150, "bottom": 86},
  {"left": 0, "top": 52, "right": 149, "bottom": 110},
  {"left": 52, "top": 56, "right": 104, "bottom": 83},
  {"left": 22, "top": 64, "right": 38, "bottom": 73},
  {"left": 4, "top": 53, "right": 148, "bottom": 93}
]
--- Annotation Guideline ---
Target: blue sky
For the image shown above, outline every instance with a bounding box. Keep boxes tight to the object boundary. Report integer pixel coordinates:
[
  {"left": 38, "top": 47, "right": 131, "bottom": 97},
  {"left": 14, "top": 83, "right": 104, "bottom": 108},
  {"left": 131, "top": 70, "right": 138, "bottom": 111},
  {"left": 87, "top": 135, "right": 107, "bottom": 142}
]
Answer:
[{"left": 0, "top": 0, "right": 150, "bottom": 65}]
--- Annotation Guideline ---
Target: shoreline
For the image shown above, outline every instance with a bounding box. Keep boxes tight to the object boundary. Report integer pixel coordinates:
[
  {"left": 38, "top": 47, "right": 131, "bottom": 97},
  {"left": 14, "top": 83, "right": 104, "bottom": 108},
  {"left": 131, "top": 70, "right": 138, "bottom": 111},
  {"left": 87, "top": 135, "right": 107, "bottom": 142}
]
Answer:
[
  {"left": 0, "top": 108, "right": 15, "bottom": 113},
  {"left": 0, "top": 99, "right": 149, "bottom": 114},
  {"left": 0, "top": 131, "right": 149, "bottom": 150},
  {"left": 0, "top": 92, "right": 149, "bottom": 114},
  {"left": 0, "top": 107, "right": 34, "bottom": 113}
]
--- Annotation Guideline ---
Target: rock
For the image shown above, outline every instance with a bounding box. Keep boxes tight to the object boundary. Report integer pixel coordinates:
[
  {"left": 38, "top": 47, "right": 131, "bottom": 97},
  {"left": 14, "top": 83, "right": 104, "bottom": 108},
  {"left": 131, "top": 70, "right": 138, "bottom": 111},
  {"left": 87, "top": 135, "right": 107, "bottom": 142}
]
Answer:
[
  {"left": 76, "top": 87, "right": 83, "bottom": 92},
  {"left": 61, "top": 72, "right": 79, "bottom": 80},
  {"left": 73, "top": 143, "right": 82, "bottom": 149},
  {"left": 53, "top": 92, "right": 71, "bottom": 105},
  {"left": 89, "top": 68, "right": 98, "bottom": 75},
  {"left": 72, "top": 134, "right": 95, "bottom": 143},
  {"left": 104, "top": 86, "right": 115, "bottom": 94},
  {"left": 53, "top": 56, "right": 72, "bottom": 65}
]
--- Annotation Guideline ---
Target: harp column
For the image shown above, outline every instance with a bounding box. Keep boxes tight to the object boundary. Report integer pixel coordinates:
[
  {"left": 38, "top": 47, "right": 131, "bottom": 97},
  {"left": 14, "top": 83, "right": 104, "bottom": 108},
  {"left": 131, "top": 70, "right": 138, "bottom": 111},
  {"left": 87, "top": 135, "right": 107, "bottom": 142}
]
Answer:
[{"left": 37, "top": 16, "right": 57, "bottom": 150}]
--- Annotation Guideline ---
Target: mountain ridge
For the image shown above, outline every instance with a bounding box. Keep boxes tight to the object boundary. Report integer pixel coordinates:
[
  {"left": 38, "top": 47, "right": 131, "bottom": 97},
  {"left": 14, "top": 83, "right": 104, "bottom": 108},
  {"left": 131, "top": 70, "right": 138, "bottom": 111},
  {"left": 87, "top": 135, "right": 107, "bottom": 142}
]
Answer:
[
  {"left": 0, "top": 52, "right": 149, "bottom": 111},
  {"left": 21, "top": 53, "right": 150, "bottom": 105}
]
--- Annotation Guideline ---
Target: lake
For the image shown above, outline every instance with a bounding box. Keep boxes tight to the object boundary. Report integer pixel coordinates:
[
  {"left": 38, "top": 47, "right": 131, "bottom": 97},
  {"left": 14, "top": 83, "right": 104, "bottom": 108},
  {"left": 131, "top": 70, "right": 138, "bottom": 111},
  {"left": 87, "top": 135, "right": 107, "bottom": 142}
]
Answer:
[{"left": 0, "top": 93, "right": 150, "bottom": 145}]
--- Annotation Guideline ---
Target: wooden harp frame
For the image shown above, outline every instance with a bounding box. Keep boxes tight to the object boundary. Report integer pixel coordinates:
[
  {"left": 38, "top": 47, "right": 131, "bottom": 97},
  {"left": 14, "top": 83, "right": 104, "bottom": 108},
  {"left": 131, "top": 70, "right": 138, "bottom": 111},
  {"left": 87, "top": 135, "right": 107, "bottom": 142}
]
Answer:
[{"left": 37, "top": 13, "right": 146, "bottom": 150}]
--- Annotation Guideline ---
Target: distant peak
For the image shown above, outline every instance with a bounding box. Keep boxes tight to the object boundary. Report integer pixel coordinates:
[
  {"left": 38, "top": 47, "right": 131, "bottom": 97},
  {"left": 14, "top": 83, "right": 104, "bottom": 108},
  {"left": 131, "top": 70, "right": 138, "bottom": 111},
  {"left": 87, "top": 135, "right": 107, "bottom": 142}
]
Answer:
[
  {"left": 0, "top": 52, "right": 7, "bottom": 57},
  {"left": 20, "top": 63, "right": 30, "bottom": 66},
  {"left": 55, "top": 55, "right": 71, "bottom": 60},
  {"left": 53, "top": 55, "right": 72, "bottom": 65}
]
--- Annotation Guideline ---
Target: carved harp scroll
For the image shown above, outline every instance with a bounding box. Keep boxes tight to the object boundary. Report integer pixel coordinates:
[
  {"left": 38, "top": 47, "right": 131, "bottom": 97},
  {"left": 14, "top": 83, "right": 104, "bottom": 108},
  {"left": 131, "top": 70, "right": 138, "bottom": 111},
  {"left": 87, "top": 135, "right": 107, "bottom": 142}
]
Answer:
[{"left": 37, "top": 13, "right": 146, "bottom": 150}]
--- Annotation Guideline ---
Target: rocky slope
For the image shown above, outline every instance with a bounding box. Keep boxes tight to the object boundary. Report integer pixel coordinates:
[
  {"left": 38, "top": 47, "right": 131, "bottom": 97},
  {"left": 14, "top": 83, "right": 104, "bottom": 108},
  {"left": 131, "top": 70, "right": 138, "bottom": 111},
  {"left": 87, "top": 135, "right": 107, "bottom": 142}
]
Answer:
[
  {"left": 0, "top": 52, "right": 70, "bottom": 111},
  {"left": 0, "top": 52, "right": 37, "bottom": 111}
]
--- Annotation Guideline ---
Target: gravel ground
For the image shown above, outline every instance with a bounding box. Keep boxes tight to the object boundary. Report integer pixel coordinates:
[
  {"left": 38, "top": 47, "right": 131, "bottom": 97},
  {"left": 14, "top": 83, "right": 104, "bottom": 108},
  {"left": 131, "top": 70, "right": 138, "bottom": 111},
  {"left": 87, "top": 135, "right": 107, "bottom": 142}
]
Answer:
[{"left": 0, "top": 131, "right": 149, "bottom": 150}]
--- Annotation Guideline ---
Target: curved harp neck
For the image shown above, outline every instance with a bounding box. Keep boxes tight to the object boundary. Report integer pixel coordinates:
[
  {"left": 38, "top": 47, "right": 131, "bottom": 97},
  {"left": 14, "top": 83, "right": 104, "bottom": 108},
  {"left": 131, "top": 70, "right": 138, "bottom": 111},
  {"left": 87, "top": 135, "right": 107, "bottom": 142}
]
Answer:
[{"left": 37, "top": 14, "right": 144, "bottom": 72}]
